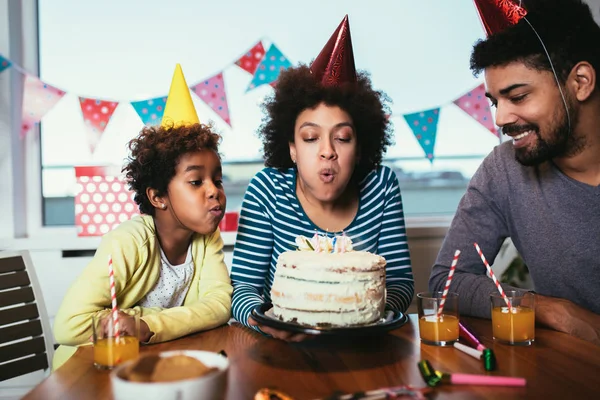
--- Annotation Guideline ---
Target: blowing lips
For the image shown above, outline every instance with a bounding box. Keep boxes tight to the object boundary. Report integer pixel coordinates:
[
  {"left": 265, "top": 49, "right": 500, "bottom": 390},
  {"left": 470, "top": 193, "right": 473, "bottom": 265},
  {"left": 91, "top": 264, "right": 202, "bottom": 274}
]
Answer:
[
  {"left": 319, "top": 168, "right": 336, "bottom": 183},
  {"left": 208, "top": 204, "right": 223, "bottom": 218}
]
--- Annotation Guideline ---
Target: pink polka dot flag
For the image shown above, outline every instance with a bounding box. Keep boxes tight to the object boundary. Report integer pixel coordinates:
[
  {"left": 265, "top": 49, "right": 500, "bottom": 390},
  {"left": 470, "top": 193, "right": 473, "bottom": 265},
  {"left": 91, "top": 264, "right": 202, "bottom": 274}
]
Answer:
[
  {"left": 453, "top": 83, "right": 499, "bottom": 137},
  {"left": 191, "top": 72, "right": 231, "bottom": 127},
  {"left": 0, "top": 54, "right": 11, "bottom": 74},
  {"left": 246, "top": 44, "right": 292, "bottom": 92},
  {"left": 78, "top": 97, "right": 119, "bottom": 154},
  {"left": 74, "top": 166, "right": 140, "bottom": 237},
  {"left": 131, "top": 96, "right": 167, "bottom": 126},
  {"left": 235, "top": 41, "right": 266, "bottom": 75},
  {"left": 403, "top": 108, "right": 441, "bottom": 164},
  {"left": 21, "top": 74, "right": 66, "bottom": 138}
]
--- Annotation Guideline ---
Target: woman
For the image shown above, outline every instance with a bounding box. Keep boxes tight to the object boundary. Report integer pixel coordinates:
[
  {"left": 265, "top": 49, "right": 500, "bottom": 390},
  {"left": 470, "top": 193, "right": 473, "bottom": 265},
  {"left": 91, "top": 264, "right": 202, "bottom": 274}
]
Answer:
[{"left": 230, "top": 16, "right": 414, "bottom": 341}]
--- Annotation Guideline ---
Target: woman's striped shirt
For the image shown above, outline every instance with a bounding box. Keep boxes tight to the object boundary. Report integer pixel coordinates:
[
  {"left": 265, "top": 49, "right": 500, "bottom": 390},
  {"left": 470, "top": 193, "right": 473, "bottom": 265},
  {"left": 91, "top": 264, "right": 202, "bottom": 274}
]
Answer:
[{"left": 230, "top": 165, "right": 414, "bottom": 328}]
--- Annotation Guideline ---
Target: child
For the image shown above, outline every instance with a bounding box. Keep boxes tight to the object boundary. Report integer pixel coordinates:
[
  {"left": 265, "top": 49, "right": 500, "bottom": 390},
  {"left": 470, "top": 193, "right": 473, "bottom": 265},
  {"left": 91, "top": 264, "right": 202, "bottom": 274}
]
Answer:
[{"left": 53, "top": 64, "right": 232, "bottom": 369}]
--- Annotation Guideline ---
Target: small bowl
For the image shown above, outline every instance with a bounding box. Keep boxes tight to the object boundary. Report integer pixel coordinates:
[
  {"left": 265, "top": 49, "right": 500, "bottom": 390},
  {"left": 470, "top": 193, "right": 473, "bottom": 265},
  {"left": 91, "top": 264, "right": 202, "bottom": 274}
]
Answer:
[{"left": 110, "top": 350, "right": 229, "bottom": 400}]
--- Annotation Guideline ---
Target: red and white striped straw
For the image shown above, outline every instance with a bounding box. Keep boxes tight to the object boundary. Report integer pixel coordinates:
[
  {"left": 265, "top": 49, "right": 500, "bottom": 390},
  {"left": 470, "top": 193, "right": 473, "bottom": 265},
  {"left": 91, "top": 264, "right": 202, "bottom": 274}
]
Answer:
[
  {"left": 108, "top": 255, "right": 121, "bottom": 339},
  {"left": 437, "top": 249, "right": 461, "bottom": 318},
  {"left": 474, "top": 243, "right": 513, "bottom": 311}
]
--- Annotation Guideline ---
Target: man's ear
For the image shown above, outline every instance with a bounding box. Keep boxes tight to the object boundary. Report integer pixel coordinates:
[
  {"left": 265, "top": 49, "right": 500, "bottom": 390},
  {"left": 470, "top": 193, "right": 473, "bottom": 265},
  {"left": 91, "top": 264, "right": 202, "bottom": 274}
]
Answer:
[
  {"left": 146, "top": 187, "right": 167, "bottom": 210},
  {"left": 570, "top": 61, "right": 596, "bottom": 102}
]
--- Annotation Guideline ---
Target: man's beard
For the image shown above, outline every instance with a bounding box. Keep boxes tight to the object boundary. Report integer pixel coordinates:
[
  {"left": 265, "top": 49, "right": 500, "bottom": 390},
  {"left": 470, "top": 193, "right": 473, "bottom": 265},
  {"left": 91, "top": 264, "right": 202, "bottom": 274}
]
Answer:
[{"left": 503, "top": 101, "right": 583, "bottom": 166}]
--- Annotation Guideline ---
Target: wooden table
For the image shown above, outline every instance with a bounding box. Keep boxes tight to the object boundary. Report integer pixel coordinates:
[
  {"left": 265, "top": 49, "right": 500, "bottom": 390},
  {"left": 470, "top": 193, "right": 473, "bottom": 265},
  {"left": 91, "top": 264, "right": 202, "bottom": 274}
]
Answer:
[{"left": 23, "top": 315, "right": 600, "bottom": 399}]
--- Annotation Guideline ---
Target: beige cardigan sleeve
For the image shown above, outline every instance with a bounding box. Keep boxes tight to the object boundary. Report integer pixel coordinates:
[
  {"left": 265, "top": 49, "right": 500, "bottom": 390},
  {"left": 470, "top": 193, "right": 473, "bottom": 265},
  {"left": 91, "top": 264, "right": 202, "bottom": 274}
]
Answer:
[{"left": 53, "top": 229, "right": 147, "bottom": 346}]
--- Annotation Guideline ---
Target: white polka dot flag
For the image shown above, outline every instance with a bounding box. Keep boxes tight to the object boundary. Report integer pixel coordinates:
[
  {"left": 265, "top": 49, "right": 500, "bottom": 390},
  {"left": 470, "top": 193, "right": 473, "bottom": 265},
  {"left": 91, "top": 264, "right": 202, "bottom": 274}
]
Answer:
[
  {"left": 78, "top": 97, "right": 119, "bottom": 154},
  {"left": 234, "top": 41, "right": 266, "bottom": 75},
  {"left": 74, "top": 166, "right": 140, "bottom": 237},
  {"left": 403, "top": 108, "right": 441, "bottom": 164},
  {"left": 246, "top": 44, "right": 292, "bottom": 92},
  {"left": 21, "top": 74, "right": 66, "bottom": 138},
  {"left": 453, "top": 83, "right": 499, "bottom": 137},
  {"left": 191, "top": 72, "right": 231, "bottom": 127},
  {"left": 130, "top": 95, "right": 167, "bottom": 126}
]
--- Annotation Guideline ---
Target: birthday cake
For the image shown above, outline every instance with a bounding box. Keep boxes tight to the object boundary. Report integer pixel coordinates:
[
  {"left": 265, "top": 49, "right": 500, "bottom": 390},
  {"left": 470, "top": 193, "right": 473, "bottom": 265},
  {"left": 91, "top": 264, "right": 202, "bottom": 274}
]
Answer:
[{"left": 270, "top": 235, "right": 386, "bottom": 327}]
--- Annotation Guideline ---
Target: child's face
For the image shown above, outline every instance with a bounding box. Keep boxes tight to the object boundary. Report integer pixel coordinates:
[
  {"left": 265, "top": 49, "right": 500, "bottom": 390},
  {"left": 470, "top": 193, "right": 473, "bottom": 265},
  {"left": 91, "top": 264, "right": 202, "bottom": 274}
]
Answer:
[{"left": 166, "top": 149, "right": 226, "bottom": 235}]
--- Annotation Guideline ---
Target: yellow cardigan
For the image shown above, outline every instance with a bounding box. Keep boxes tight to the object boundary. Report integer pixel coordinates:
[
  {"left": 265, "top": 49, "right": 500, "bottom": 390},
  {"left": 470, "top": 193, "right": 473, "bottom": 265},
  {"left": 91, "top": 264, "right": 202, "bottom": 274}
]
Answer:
[{"left": 52, "top": 215, "right": 232, "bottom": 369}]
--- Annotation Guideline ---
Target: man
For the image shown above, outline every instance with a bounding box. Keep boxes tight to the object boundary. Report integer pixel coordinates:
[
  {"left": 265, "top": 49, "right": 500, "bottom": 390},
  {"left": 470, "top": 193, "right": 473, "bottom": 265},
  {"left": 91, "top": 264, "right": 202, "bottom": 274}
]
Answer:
[{"left": 429, "top": 0, "right": 600, "bottom": 345}]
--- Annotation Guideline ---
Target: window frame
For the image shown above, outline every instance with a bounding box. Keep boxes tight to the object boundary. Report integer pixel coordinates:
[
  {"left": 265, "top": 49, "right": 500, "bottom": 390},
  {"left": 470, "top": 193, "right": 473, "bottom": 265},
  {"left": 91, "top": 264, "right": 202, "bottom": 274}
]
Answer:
[{"left": 5, "top": 0, "right": 477, "bottom": 250}]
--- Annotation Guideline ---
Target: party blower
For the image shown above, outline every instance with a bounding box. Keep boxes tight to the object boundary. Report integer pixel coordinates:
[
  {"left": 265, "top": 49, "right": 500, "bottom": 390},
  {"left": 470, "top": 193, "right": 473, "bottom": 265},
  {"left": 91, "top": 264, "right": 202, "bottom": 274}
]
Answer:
[
  {"left": 456, "top": 322, "right": 497, "bottom": 371},
  {"left": 417, "top": 360, "right": 526, "bottom": 388}
]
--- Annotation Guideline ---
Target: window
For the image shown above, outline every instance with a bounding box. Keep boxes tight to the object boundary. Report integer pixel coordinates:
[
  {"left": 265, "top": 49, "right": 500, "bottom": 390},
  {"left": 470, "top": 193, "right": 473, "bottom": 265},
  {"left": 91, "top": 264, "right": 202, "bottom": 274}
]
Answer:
[{"left": 37, "top": 0, "right": 499, "bottom": 227}]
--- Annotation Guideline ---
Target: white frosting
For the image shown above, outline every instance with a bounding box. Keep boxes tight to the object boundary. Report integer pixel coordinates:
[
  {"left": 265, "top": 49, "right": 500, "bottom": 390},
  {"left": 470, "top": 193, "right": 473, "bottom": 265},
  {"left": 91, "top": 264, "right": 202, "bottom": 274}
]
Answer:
[
  {"left": 271, "top": 249, "right": 386, "bottom": 327},
  {"left": 277, "top": 250, "right": 385, "bottom": 271}
]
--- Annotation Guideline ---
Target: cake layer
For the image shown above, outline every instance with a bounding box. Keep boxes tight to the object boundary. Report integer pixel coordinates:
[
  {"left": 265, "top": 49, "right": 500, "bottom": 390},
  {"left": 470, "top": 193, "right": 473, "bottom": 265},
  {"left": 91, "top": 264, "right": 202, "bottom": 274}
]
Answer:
[
  {"left": 271, "top": 273, "right": 385, "bottom": 312},
  {"left": 272, "top": 304, "right": 382, "bottom": 327},
  {"left": 277, "top": 251, "right": 385, "bottom": 272}
]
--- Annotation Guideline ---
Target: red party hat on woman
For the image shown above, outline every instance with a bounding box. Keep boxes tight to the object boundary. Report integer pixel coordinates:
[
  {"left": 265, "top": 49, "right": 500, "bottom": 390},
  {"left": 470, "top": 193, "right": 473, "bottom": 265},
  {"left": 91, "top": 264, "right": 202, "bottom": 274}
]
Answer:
[{"left": 309, "top": 15, "right": 357, "bottom": 86}]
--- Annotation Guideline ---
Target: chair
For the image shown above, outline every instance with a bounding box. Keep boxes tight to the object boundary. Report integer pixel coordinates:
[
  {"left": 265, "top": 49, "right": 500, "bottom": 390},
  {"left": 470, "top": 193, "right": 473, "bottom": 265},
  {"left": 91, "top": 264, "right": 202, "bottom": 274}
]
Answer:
[{"left": 0, "top": 250, "right": 54, "bottom": 382}]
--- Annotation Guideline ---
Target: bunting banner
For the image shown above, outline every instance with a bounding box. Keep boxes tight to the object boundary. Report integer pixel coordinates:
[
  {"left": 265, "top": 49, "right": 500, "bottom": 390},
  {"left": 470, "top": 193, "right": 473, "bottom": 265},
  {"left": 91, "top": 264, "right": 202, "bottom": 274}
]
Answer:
[
  {"left": 2, "top": 40, "right": 498, "bottom": 163},
  {"left": 79, "top": 97, "right": 119, "bottom": 154},
  {"left": 246, "top": 44, "right": 292, "bottom": 91},
  {"left": 403, "top": 108, "right": 440, "bottom": 163},
  {"left": 131, "top": 96, "right": 167, "bottom": 126},
  {"left": 235, "top": 41, "right": 266, "bottom": 75},
  {"left": 0, "top": 55, "right": 11, "bottom": 74},
  {"left": 453, "top": 83, "right": 498, "bottom": 137},
  {"left": 191, "top": 72, "right": 231, "bottom": 127},
  {"left": 21, "top": 74, "right": 66, "bottom": 138}
]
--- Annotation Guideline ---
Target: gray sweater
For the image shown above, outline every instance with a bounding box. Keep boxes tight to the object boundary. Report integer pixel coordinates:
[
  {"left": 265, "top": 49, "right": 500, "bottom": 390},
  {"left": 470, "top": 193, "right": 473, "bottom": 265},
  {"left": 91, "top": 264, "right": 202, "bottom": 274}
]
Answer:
[{"left": 429, "top": 141, "right": 600, "bottom": 318}]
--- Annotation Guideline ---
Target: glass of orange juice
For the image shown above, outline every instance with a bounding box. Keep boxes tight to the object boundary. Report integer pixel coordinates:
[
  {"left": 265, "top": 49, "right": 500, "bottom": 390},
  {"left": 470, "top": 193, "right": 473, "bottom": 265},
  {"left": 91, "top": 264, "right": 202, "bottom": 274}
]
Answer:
[
  {"left": 490, "top": 291, "right": 535, "bottom": 346},
  {"left": 92, "top": 310, "right": 140, "bottom": 369},
  {"left": 417, "top": 291, "right": 459, "bottom": 346}
]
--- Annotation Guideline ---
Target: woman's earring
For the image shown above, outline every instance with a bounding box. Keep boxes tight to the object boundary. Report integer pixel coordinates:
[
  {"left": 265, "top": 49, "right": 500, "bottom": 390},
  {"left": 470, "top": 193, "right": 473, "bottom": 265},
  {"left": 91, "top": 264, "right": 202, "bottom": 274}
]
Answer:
[{"left": 161, "top": 204, "right": 166, "bottom": 209}]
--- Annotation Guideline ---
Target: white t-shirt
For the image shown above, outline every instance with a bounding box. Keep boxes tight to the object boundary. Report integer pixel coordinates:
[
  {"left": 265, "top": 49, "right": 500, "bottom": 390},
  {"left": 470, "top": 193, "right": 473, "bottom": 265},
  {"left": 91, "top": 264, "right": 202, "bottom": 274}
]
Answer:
[{"left": 137, "top": 245, "right": 195, "bottom": 308}]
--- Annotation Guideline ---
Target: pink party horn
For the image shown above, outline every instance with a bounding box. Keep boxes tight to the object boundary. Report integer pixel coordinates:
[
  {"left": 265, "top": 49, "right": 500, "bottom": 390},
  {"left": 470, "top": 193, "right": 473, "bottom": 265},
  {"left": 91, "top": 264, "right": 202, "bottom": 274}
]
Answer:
[
  {"left": 458, "top": 321, "right": 497, "bottom": 370},
  {"left": 474, "top": 243, "right": 513, "bottom": 311},
  {"left": 437, "top": 249, "right": 461, "bottom": 318},
  {"left": 450, "top": 373, "right": 526, "bottom": 387},
  {"left": 418, "top": 360, "right": 525, "bottom": 388},
  {"left": 459, "top": 321, "right": 486, "bottom": 351}
]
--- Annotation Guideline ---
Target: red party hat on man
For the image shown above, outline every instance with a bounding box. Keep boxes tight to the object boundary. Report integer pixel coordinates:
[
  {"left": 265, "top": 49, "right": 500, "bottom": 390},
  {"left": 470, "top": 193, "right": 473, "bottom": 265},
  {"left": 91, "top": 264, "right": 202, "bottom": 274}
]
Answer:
[
  {"left": 310, "top": 15, "right": 357, "bottom": 86},
  {"left": 473, "top": 0, "right": 527, "bottom": 37}
]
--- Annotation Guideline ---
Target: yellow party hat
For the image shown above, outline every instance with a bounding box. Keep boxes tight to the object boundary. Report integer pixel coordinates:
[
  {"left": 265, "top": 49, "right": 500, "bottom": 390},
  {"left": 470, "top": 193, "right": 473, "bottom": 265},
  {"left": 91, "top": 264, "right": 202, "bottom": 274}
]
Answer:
[{"left": 161, "top": 63, "right": 200, "bottom": 127}]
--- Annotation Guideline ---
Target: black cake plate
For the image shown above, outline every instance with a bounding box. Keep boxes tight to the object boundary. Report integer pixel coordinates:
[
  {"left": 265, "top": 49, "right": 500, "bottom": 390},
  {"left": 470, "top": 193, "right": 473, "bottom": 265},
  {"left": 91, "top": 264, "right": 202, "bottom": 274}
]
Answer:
[{"left": 251, "top": 303, "right": 408, "bottom": 336}]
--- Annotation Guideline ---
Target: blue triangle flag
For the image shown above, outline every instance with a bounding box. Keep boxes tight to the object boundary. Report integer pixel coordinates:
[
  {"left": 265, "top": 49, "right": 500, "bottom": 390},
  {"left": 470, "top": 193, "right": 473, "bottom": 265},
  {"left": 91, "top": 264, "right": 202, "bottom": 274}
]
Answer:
[
  {"left": 0, "top": 54, "right": 12, "bottom": 74},
  {"left": 246, "top": 44, "right": 292, "bottom": 92},
  {"left": 403, "top": 108, "right": 441, "bottom": 163},
  {"left": 131, "top": 96, "right": 167, "bottom": 126}
]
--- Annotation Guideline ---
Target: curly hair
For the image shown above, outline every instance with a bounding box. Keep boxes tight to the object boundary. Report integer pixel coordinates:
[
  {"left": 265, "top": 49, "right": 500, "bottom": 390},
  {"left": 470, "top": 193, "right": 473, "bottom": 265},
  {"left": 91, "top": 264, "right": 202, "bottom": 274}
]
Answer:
[
  {"left": 258, "top": 64, "right": 393, "bottom": 180},
  {"left": 123, "top": 123, "right": 221, "bottom": 216},
  {"left": 470, "top": 0, "right": 600, "bottom": 88}
]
